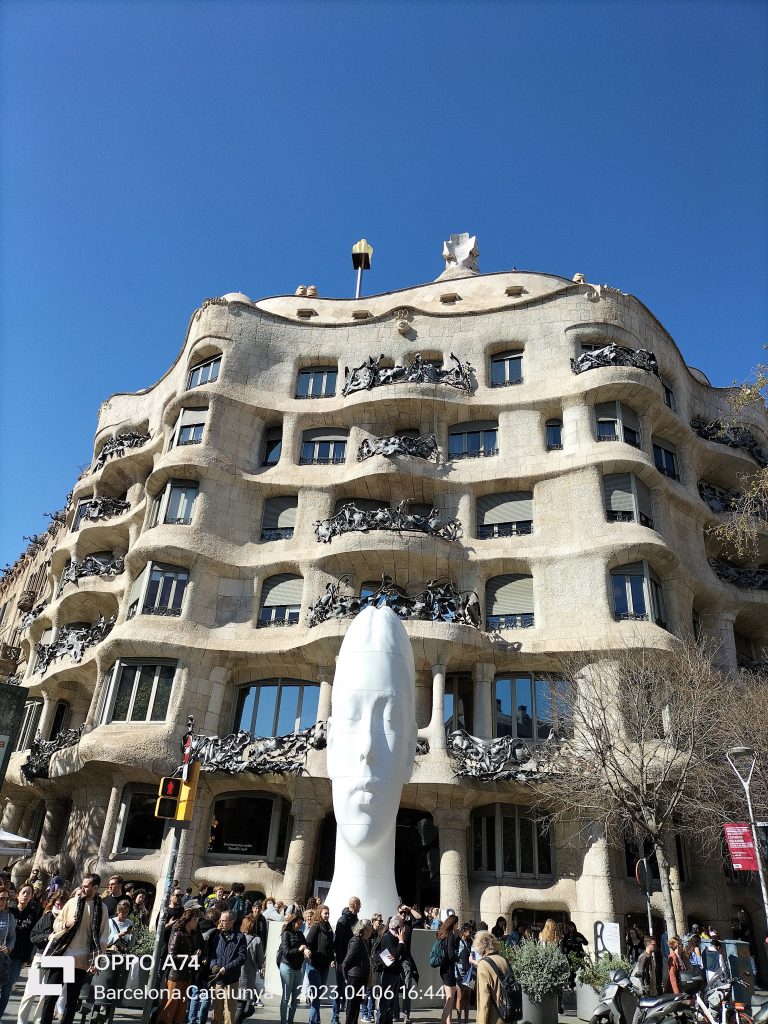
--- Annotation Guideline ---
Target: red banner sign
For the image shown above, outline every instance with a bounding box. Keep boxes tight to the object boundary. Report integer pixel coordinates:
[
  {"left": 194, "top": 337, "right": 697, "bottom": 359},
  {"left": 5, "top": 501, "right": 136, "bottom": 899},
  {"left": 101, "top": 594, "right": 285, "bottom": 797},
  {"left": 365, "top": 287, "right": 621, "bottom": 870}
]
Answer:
[{"left": 724, "top": 824, "right": 759, "bottom": 871}]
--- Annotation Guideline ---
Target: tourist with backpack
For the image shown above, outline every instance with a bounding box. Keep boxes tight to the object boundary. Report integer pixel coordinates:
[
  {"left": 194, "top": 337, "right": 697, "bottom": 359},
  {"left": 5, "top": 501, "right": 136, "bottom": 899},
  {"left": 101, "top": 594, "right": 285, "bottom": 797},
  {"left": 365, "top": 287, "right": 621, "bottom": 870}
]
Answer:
[
  {"left": 227, "top": 885, "right": 252, "bottom": 929},
  {"left": 474, "top": 930, "right": 518, "bottom": 1024},
  {"left": 431, "top": 913, "right": 460, "bottom": 1024},
  {"left": 455, "top": 922, "right": 476, "bottom": 1024}
]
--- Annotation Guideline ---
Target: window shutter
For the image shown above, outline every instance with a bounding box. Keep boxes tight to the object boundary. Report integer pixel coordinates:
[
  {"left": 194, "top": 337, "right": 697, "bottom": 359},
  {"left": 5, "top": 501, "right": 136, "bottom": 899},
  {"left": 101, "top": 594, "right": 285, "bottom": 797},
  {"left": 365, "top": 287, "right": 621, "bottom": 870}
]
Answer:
[
  {"left": 620, "top": 404, "right": 640, "bottom": 434},
  {"left": 451, "top": 419, "right": 498, "bottom": 434},
  {"left": 595, "top": 401, "right": 617, "bottom": 421},
  {"left": 636, "top": 477, "right": 653, "bottom": 520},
  {"left": 128, "top": 565, "right": 148, "bottom": 607},
  {"left": 334, "top": 498, "right": 387, "bottom": 515},
  {"left": 603, "top": 474, "right": 634, "bottom": 513},
  {"left": 614, "top": 562, "right": 644, "bottom": 576},
  {"left": 302, "top": 427, "right": 349, "bottom": 443},
  {"left": 180, "top": 407, "right": 208, "bottom": 426},
  {"left": 478, "top": 492, "right": 533, "bottom": 526},
  {"left": 261, "top": 574, "right": 303, "bottom": 607},
  {"left": 263, "top": 496, "right": 298, "bottom": 529},
  {"left": 652, "top": 435, "right": 676, "bottom": 454},
  {"left": 487, "top": 575, "right": 534, "bottom": 615}
]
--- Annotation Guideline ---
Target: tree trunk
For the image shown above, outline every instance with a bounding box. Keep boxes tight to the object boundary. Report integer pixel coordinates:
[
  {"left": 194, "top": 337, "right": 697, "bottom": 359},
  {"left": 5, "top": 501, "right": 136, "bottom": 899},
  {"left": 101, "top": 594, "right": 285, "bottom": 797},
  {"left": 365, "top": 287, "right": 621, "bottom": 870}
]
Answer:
[{"left": 654, "top": 840, "right": 681, "bottom": 936}]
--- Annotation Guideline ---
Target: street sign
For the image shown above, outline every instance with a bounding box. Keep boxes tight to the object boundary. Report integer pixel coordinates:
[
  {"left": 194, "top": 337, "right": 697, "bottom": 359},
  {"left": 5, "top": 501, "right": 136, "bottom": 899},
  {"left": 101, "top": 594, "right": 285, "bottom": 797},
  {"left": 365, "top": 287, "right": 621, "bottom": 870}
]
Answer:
[{"left": 724, "top": 823, "right": 759, "bottom": 871}]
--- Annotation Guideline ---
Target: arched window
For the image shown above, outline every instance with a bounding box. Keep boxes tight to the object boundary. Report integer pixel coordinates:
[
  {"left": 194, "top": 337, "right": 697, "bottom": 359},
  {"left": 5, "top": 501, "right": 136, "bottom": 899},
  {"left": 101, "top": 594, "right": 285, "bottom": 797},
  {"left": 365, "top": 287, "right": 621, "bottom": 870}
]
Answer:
[
  {"left": 486, "top": 574, "right": 534, "bottom": 629},
  {"left": 545, "top": 419, "right": 562, "bottom": 451},
  {"left": 477, "top": 493, "right": 533, "bottom": 539},
  {"left": 261, "top": 497, "right": 298, "bottom": 541},
  {"left": 187, "top": 355, "right": 221, "bottom": 389},
  {"left": 234, "top": 678, "right": 320, "bottom": 736},
  {"left": 471, "top": 803, "right": 553, "bottom": 879},
  {"left": 208, "top": 793, "right": 291, "bottom": 860},
  {"left": 258, "top": 574, "right": 303, "bottom": 626}
]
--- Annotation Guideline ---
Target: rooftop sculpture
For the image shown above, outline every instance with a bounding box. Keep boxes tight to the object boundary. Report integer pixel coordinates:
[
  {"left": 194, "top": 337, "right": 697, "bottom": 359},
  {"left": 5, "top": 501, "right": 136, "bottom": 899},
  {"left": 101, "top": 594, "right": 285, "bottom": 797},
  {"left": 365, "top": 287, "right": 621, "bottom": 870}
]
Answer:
[{"left": 438, "top": 233, "right": 479, "bottom": 279}]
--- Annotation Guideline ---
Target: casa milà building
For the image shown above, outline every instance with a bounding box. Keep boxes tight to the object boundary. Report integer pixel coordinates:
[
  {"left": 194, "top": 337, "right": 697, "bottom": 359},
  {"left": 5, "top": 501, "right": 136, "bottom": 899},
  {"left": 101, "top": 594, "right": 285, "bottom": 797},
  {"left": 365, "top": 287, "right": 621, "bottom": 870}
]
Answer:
[{"left": 1, "top": 236, "right": 766, "bottom": 955}]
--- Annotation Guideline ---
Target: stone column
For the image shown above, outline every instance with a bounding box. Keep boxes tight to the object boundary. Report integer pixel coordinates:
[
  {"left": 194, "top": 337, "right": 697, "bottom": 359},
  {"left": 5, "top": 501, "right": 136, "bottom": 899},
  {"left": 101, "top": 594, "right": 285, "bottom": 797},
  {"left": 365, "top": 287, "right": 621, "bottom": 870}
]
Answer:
[
  {"left": 280, "top": 799, "right": 326, "bottom": 903},
  {"left": 712, "top": 609, "right": 738, "bottom": 671},
  {"left": 428, "top": 663, "right": 447, "bottom": 752},
  {"left": 36, "top": 797, "right": 71, "bottom": 869},
  {"left": 281, "top": 413, "right": 301, "bottom": 468},
  {"left": 37, "top": 697, "right": 58, "bottom": 742},
  {"left": 572, "top": 820, "right": 617, "bottom": 942},
  {"left": 1, "top": 796, "right": 32, "bottom": 835},
  {"left": 316, "top": 666, "right": 334, "bottom": 723},
  {"left": 433, "top": 807, "right": 470, "bottom": 920},
  {"left": 562, "top": 397, "right": 592, "bottom": 452},
  {"left": 202, "top": 667, "right": 229, "bottom": 734},
  {"left": 473, "top": 662, "right": 495, "bottom": 741},
  {"left": 97, "top": 784, "right": 123, "bottom": 864}
]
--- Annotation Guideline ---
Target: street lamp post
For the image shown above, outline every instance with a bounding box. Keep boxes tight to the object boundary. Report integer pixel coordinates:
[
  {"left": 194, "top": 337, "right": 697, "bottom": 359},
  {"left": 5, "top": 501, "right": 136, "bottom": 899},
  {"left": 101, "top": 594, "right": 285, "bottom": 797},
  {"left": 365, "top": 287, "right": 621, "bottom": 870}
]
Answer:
[{"left": 726, "top": 746, "right": 768, "bottom": 929}]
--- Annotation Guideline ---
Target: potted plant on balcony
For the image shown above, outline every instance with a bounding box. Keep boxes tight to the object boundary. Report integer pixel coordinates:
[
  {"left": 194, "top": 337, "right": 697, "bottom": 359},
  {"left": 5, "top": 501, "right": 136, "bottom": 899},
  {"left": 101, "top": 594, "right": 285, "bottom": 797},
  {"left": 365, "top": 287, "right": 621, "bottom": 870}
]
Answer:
[
  {"left": 574, "top": 952, "right": 631, "bottom": 1020},
  {"left": 505, "top": 940, "right": 571, "bottom": 1024}
]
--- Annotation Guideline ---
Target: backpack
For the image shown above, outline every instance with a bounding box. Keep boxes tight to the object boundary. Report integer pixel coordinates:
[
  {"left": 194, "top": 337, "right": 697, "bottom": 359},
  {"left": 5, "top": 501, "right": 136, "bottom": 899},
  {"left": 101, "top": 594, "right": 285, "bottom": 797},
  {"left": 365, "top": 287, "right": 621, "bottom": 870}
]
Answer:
[
  {"left": 482, "top": 956, "right": 522, "bottom": 1023},
  {"left": 429, "top": 939, "right": 445, "bottom": 969},
  {"left": 229, "top": 895, "right": 247, "bottom": 920}
]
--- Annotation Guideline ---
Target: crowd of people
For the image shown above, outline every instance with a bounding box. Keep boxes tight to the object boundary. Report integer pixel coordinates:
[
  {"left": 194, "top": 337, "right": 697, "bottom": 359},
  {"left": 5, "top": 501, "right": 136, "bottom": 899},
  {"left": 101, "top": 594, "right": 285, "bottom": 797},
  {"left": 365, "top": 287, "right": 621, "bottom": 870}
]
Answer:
[{"left": 1, "top": 869, "right": 764, "bottom": 1024}]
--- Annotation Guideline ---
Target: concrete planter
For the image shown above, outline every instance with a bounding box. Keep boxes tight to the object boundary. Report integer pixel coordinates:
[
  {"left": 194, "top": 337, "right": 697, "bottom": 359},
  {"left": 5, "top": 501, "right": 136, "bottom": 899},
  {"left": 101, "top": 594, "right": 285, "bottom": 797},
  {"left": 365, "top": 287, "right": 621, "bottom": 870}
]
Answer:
[
  {"left": 577, "top": 982, "right": 601, "bottom": 1021},
  {"left": 521, "top": 990, "right": 559, "bottom": 1024}
]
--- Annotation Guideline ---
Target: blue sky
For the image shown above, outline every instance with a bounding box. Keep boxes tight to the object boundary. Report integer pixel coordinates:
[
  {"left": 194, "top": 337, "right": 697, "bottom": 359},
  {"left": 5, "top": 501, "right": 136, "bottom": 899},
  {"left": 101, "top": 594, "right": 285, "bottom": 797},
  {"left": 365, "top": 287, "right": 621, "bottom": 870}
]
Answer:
[{"left": 1, "top": 0, "right": 766, "bottom": 566}]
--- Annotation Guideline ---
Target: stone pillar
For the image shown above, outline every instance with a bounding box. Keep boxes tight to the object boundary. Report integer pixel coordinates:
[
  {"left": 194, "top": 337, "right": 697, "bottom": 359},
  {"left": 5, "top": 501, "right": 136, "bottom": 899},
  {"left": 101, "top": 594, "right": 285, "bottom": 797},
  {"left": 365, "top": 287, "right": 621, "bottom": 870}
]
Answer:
[
  {"left": 473, "top": 662, "right": 495, "bottom": 741},
  {"left": 36, "top": 797, "right": 71, "bottom": 869},
  {"left": 37, "top": 697, "right": 58, "bottom": 742},
  {"left": 433, "top": 807, "right": 470, "bottom": 920},
  {"left": 572, "top": 821, "right": 617, "bottom": 941},
  {"left": 280, "top": 799, "right": 326, "bottom": 903},
  {"left": 562, "top": 397, "right": 592, "bottom": 452},
  {"left": 316, "top": 666, "right": 334, "bottom": 723},
  {"left": 712, "top": 609, "right": 738, "bottom": 671},
  {"left": 281, "top": 413, "right": 301, "bottom": 468},
  {"left": 1, "top": 796, "right": 31, "bottom": 835},
  {"left": 97, "top": 784, "right": 123, "bottom": 864},
  {"left": 67, "top": 785, "right": 112, "bottom": 875},
  {"left": 202, "top": 667, "right": 229, "bottom": 734},
  {"left": 428, "top": 663, "right": 447, "bottom": 752}
]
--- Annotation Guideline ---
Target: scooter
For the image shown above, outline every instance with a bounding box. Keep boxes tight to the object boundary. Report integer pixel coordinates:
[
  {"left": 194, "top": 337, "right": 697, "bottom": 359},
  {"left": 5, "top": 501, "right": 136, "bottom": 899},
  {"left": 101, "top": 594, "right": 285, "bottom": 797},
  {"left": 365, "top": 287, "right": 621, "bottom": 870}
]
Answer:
[{"left": 590, "top": 969, "right": 693, "bottom": 1024}]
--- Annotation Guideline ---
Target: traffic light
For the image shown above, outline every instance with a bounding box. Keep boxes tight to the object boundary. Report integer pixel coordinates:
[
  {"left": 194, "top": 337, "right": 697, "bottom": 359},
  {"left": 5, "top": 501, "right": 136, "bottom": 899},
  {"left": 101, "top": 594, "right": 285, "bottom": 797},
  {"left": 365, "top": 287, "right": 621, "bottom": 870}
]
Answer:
[
  {"left": 176, "top": 762, "right": 200, "bottom": 823},
  {"left": 155, "top": 776, "right": 182, "bottom": 819}
]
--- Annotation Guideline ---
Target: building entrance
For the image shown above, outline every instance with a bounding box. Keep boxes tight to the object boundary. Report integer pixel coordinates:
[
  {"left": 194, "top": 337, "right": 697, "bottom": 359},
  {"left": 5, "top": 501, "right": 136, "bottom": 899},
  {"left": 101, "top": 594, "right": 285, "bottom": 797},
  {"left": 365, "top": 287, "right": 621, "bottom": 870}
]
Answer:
[{"left": 314, "top": 810, "right": 440, "bottom": 911}]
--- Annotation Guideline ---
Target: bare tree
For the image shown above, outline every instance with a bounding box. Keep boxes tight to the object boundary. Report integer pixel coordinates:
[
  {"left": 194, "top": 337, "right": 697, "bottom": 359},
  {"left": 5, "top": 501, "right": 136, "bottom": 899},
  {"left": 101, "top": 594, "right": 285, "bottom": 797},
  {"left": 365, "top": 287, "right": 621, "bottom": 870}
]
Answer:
[{"left": 533, "top": 637, "right": 768, "bottom": 936}]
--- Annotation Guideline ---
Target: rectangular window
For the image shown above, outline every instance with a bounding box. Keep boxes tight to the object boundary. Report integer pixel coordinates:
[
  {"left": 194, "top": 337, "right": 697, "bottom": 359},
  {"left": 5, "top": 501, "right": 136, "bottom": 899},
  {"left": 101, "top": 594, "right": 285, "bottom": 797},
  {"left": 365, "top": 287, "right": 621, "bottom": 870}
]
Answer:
[
  {"left": 72, "top": 500, "right": 91, "bottom": 531},
  {"left": 662, "top": 379, "right": 677, "bottom": 412},
  {"left": 234, "top": 680, "right": 320, "bottom": 736},
  {"left": 296, "top": 368, "right": 337, "bottom": 399},
  {"left": 653, "top": 440, "right": 679, "bottom": 481},
  {"left": 300, "top": 439, "right": 347, "bottom": 465},
  {"left": 494, "top": 674, "right": 569, "bottom": 740},
  {"left": 165, "top": 481, "right": 197, "bottom": 525},
  {"left": 612, "top": 563, "right": 649, "bottom": 620},
  {"left": 143, "top": 565, "right": 189, "bottom": 616},
  {"left": 449, "top": 428, "right": 498, "bottom": 459},
  {"left": 490, "top": 352, "right": 523, "bottom": 387},
  {"left": 187, "top": 356, "right": 221, "bottom": 389},
  {"left": 595, "top": 402, "right": 641, "bottom": 447},
  {"left": 178, "top": 423, "right": 203, "bottom": 445},
  {"left": 120, "top": 791, "right": 165, "bottom": 850},
  {"left": 545, "top": 420, "right": 562, "bottom": 450},
  {"left": 172, "top": 408, "right": 208, "bottom": 449},
  {"left": 106, "top": 661, "right": 176, "bottom": 723},
  {"left": 471, "top": 805, "right": 553, "bottom": 879}
]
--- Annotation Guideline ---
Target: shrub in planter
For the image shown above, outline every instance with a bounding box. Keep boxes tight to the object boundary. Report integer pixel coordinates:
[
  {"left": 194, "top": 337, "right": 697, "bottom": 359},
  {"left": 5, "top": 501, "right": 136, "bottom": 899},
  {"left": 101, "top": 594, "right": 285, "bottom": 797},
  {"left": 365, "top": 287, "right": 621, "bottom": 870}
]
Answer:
[
  {"left": 575, "top": 952, "right": 631, "bottom": 994},
  {"left": 509, "top": 941, "right": 571, "bottom": 1002}
]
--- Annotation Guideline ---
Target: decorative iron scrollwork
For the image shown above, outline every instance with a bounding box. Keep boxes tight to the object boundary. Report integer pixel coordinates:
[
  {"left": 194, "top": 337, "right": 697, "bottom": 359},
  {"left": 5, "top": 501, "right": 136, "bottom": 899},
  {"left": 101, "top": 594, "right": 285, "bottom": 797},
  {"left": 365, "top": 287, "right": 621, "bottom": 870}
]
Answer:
[
  {"left": 447, "top": 728, "right": 550, "bottom": 781},
  {"left": 73, "top": 496, "right": 130, "bottom": 525},
  {"left": 314, "top": 499, "right": 461, "bottom": 544},
  {"left": 21, "top": 725, "right": 84, "bottom": 782},
  {"left": 93, "top": 431, "right": 151, "bottom": 471},
  {"left": 691, "top": 417, "right": 768, "bottom": 468},
  {"left": 709, "top": 558, "right": 768, "bottom": 591},
  {"left": 59, "top": 555, "right": 124, "bottom": 591},
  {"left": 342, "top": 352, "right": 474, "bottom": 396},
  {"left": 357, "top": 433, "right": 439, "bottom": 463},
  {"left": 179, "top": 717, "right": 327, "bottom": 776},
  {"left": 570, "top": 343, "right": 659, "bottom": 377},
  {"left": 308, "top": 573, "right": 481, "bottom": 629},
  {"left": 35, "top": 614, "right": 115, "bottom": 674}
]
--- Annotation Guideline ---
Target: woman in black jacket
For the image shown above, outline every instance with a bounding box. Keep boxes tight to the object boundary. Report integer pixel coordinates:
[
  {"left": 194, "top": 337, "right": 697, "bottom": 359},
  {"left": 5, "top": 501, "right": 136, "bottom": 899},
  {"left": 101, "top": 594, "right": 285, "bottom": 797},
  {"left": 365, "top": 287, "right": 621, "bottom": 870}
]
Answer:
[
  {"left": 305, "top": 905, "right": 335, "bottom": 1024},
  {"left": 436, "top": 915, "right": 460, "bottom": 1024},
  {"left": 342, "top": 919, "right": 374, "bottom": 1024},
  {"left": 278, "top": 913, "right": 310, "bottom": 1024}
]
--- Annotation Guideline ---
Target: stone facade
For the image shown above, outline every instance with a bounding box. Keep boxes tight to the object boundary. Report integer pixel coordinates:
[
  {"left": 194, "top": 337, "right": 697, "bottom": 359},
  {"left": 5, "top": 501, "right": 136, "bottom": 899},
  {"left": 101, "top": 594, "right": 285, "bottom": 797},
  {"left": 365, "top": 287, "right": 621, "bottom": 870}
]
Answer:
[{"left": 1, "top": 262, "right": 767, "bottom": 954}]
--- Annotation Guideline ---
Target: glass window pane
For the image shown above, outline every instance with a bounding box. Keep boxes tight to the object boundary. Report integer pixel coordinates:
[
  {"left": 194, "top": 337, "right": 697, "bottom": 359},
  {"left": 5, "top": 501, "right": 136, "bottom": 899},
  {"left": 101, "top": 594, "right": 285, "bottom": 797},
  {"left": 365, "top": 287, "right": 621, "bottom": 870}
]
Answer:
[
  {"left": 472, "top": 816, "right": 484, "bottom": 871},
  {"left": 326, "top": 371, "right": 337, "bottom": 395},
  {"left": 502, "top": 813, "right": 517, "bottom": 874},
  {"left": 208, "top": 796, "right": 272, "bottom": 856},
  {"left": 235, "top": 687, "right": 256, "bottom": 732},
  {"left": 546, "top": 422, "right": 561, "bottom": 446},
  {"left": 158, "top": 574, "right": 175, "bottom": 608},
  {"left": 276, "top": 685, "right": 300, "bottom": 735},
  {"left": 629, "top": 575, "right": 646, "bottom": 615},
  {"left": 515, "top": 676, "right": 533, "bottom": 738},
  {"left": 299, "top": 685, "right": 320, "bottom": 730},
  {"left": 495, "top": 678, "right": 514, "bottom": 737},
  {"left": 507, "top": 357, "right": 522, "bottom": 383},
  {"left": 123, "top": 793, "right": 165, "bottom": 849},
  {"left": 448, "top": 433, "right": 463, "bottom": 457},
  {"left": 131, "top": 666, "right": 156, "bottom": 721},
  {"left": 145, "top": 572, "right": 161, "bottom": 610},
  {"left": 151, "top": 666, "right": 174, "bottom": 720},
  {"left": 484, "top": 429, "right": 497, "bottom": 450},
  {"left": 491, "top": 360, "right": 505, "bottom": 385},
  {"left": 171, "top": 575, "right": 187, "bottom": 611},
  {"left": 535, "top": 678, "right": 552, "bottom": 739},
  {"left": 485, "top": 814, "right": 496, "bottom": 872},
  {"left": 300, "top": 442, "right": 313, "bottom": 463},
  {"left": 266, "top": 438, "right": 282, "bottom": 463},
  {"left": 297, "top": 372, "right": 310, "bottom": 397},
  {"left": 254, "top": 685, "right": 278, "bottom": 736},
  {"left": 598, "top": 419, "right": 617, "bottom": 438},
  {"left": 536, "top": 817, "right": 552, "bottom": 875},
  {"left": 519, "top": 811, "right": 535, "bottom": 874},
  {"left": 333, "top": 441, "right": 346, "bottom": 461},
  {"left": 444, "top": 691, "right": 455, "bottom": 730},
  {"left": 613, "top": 575, "right": 629, "bottom": 616},
  {"left": 112, "top": 666, "right": 136, "bottom": 721},
  {"left": 208, "top": 359, "right": 220, "bottom": 383},
  {"left": 466, "top": 431, "right": 482, "bottom": 454}
]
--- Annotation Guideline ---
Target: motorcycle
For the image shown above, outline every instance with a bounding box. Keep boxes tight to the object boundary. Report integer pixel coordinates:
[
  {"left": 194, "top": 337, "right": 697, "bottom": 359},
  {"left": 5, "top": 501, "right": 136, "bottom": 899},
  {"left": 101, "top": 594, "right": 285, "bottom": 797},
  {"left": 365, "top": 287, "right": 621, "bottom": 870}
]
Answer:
[{"left": 590, "top": 969, "right": 694, "bottom": 1024}]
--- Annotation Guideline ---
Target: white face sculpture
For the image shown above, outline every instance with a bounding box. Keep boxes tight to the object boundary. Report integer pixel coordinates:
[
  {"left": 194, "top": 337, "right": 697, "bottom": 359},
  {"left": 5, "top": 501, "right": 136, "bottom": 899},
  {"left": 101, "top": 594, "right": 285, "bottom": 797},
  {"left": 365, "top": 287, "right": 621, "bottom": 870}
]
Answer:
[{"left": 327, "top": 606, "right": 416, "bottom": 849}]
